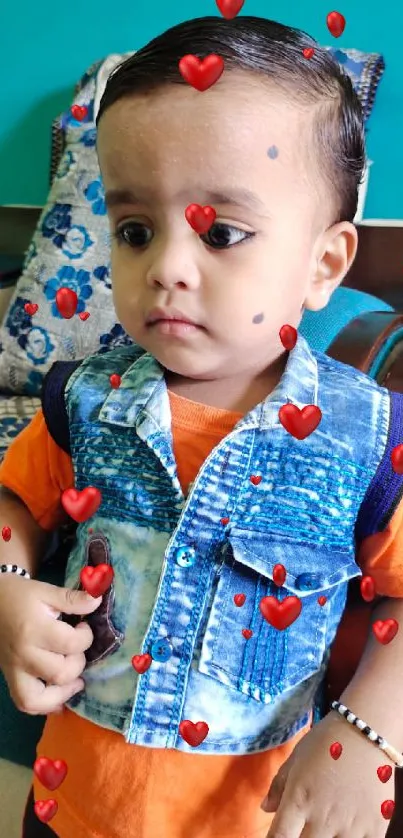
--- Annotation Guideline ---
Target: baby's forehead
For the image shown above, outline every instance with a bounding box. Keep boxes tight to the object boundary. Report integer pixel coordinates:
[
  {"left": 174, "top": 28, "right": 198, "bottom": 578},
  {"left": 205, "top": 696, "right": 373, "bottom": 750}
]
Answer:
[{"left": 98, "top": 76, "right": 311, "bottom": 177}]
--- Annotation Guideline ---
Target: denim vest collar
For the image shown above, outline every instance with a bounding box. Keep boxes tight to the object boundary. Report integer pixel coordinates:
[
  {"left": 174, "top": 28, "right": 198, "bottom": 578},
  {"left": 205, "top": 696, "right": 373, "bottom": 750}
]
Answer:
[{"left": 99, "top": 332, "right": 318, "bottom": 434}]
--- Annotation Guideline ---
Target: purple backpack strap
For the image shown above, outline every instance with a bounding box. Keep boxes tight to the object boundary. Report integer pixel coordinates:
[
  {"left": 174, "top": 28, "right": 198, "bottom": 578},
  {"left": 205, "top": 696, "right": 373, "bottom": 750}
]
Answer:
[
  {"left": 356, "top": 391, "right": 403, "bottom": 542},
  {"left": 41, "top": 360, "right": 83, "bottom": 455}
]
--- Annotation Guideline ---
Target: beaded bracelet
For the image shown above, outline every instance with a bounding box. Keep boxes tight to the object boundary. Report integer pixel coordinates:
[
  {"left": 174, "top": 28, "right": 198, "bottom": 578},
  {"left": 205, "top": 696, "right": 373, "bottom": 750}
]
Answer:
[
  {"left": 331, "top": 700, "right": 403, "bottom": 768},
  {"left": 0, "top": 563, "right": 31, "bottom": 579}
]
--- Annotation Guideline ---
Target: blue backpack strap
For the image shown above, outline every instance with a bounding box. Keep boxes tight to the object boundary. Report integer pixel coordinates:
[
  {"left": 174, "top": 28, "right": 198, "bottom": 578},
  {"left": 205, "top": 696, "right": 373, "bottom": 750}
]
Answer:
[
  {"left": 356, "top": 391, "right": 403, "bottom": 541},
  {"left": 41, "top": 360, "right": 83, "bottom": 455}
]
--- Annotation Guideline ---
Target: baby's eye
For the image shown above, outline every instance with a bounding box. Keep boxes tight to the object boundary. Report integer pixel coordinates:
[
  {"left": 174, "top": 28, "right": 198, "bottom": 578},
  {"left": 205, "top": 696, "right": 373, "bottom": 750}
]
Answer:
[
  {"left": 200, "top": 223, "right": 254, "bottom": 249},
  {"left": 113, "top": 222, "right": 153, "bottom": 247}
]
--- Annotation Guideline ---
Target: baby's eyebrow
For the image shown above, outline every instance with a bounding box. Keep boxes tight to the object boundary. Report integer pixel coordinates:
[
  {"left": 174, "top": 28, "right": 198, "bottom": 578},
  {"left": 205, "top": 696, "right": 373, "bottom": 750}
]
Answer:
[
  {"left": 198, "top": 189, "right": 266, "bottom": 213},
  {"left": 105, "top": 186, "right": 266, "bottom": 214},
  {"left": 105, "top": 189, "right": 144, "bottom": 209}
]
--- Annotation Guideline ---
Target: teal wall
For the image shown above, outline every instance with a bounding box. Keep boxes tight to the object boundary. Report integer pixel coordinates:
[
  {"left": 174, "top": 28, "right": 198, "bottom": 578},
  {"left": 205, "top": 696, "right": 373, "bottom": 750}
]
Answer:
[{"left": 1, "top": 0, "right": 402, "bottom": 217}]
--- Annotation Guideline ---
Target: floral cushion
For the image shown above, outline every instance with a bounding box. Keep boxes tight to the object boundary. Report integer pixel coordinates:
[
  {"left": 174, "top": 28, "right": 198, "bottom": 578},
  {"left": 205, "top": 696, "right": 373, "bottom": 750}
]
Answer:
[{"left": 0, "top": 46, "right": 385, "bottom": 397}]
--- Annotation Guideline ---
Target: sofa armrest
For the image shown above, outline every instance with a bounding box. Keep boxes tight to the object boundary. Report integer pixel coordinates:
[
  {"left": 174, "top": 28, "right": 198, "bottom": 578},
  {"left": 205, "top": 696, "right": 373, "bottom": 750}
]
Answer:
[
  {"left": 324, "top": 311, "right": 403, "bottom": 708},
  {"left": 327, "top": 311, "right": 403, "bottom": 390}
]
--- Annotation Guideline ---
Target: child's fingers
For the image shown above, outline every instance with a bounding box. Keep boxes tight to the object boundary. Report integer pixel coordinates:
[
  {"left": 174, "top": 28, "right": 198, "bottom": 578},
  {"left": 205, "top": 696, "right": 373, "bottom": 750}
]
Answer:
[
  {"left": 9, "top": 670, "right": 84, "bottom": 716},
  {"left": 265, "top": 796, "right": 307, "bottom": 838},
  {"left": 39, "top": 616, "right": 94, "bottom": 656},
  {"left": 25, "top": 649, "right": 87, "bottom": 686}
]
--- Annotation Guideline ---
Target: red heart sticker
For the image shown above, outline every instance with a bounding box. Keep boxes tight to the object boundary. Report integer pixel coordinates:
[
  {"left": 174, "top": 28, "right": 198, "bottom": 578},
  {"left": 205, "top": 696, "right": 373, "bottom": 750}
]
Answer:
[
  {"left": 279, "top": 404, "right": 322, "bottom": 440},
  {"left": 234, "top": 593, "right": 246, "bottom": 607},
  {"left": 360, "top": 575, "right": 376, "bottom": 602},
  {"left": 242, "top": 629, "right": 253, "bottom": 639},
  {"left": 24, "top": 303, "right": 38, "bottom": 316},
  {"left": 259, "top": 595, "right": 302, "bottom": 630},
  {"left": 279, "top": 324, "right": 298, "bottom": 350},
  {"left": 250, "top": 475, "right": 262, "bottom": 486},
  {"left": 317, "top": 595, "right": 327, "bottom": 606},
  {"left": 33, "top": 757, "right": 68, "bottom": 791},
  {"left": 71, "top": 104, "right": 88, "bottom": 121},
  {"left": 55, "top": 287, "right": 78, "bottom": 319},
  {"left": 79, "top": 311, "right": 90, "bottom": 321},
  {"left": 391, "top": 443, "right": 403, "bottom": 474},
  {"left": 34, "top": 799, "right": 58, "bottom": 824},
  {"left": 303, "top": 48, "right": 315, "bottom": 59},
  {"left": 178, "top": 54, "right": 225, "bottom": 91},
  {"left": 179, "top": 720, "right": 209, "bottom": 747},
  {"left": 80, "top": 563, "right": 114, "bottom": 598},
  {"left": 1, "top": 526, "right": 11, "bottom": 541},
  {"left": 381, "top": 800, "right": 395, "bottom": 820},
  {"left": 216, "top": 0, "right": 245, "bottom": 18},
  {"left": 220, "top": 517, "right": 230, "bottom": 526},
  {"left": 62, "top": 487, "right": 102, "bottom": 523},
  {"left": 132, "top": 653, "right": 152, "bottom": 674},
  {"left": 372, "top": 618, "right": 399, "bottom": 645},
  {"left": 272, "top": 564, "right": 286, "bottom": 587},
  {"left": 326, "top": 11, "right": 346, "bottom": 38},
  {"left": 377, "top": 765, "right": 393, "bottom": 784},
  {"left": 110, "top": 374, "right": 121, "bottom": 389},
  {"left": 185, "top": 204, "right": 216, "bottom": 234},
  {"left": 329, "top": 741, "right": 343, "bottom": 760}
]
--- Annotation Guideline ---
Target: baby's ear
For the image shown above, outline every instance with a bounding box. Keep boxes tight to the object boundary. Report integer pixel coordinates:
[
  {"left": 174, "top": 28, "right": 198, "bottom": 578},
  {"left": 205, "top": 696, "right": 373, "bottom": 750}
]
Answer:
[{"left": 304, "top": 221, "right": 358, "bottom": 312}]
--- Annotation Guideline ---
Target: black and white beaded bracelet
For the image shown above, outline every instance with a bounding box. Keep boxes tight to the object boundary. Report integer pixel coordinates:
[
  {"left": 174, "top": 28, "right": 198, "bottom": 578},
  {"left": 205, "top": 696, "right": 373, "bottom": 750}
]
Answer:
[
  {"left": 0, "top": 564, "right": 31, "bottom": 579},
  {"left": 331, "top": 700, "right": 403, "bottom": 768}
]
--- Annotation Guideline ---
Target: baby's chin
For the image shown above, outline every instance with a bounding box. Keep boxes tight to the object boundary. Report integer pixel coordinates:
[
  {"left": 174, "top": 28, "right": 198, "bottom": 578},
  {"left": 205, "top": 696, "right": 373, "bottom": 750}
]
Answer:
[{"left": 149, "top": 347, "right": 224, "bottom": 381}]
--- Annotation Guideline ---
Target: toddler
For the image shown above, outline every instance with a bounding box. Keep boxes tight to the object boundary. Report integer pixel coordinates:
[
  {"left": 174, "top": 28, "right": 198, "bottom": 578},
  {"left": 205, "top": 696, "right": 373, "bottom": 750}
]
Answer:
[{"left": 1, "top": 14, "right": 403, "bottom": 838}]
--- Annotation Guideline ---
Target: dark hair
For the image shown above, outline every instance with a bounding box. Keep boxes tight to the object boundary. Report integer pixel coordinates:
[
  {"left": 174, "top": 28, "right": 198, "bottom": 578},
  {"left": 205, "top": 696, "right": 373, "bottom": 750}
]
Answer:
[{"left": 97, "top": 16, "right": 366, "bottom": 222}]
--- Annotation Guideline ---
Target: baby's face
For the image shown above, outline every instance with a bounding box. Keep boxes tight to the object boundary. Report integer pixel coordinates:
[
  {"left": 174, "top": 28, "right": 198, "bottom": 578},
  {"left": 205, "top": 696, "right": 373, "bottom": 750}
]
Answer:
[{"left": 97, "top": 72, "right": 352, "bottom": 382}]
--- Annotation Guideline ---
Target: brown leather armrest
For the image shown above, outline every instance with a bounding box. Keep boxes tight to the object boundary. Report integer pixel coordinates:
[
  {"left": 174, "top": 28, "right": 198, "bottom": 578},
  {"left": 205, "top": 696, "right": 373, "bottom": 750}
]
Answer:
[{"left": 327, "top": 311, "right": 403, "bottom": 390}]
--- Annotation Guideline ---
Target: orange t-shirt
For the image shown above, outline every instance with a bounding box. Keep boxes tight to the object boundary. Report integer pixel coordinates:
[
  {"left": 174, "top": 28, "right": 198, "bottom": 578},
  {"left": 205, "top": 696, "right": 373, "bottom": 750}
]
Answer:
[{"left": 1, "top": 392, "right": 403, "bottom": 838}]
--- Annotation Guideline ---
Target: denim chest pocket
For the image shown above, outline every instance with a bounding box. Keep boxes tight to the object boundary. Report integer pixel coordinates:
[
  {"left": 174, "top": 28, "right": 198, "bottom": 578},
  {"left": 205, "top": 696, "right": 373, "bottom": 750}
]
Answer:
[{"left": 198, "top": 529, "right": 360, "bottom": 704}]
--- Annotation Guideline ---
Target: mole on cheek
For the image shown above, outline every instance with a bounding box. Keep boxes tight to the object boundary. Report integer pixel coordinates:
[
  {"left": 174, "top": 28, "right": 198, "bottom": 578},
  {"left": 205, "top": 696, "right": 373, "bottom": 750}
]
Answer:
[{"left": 252, "top": 312, "right": 265, "bottom": 324}]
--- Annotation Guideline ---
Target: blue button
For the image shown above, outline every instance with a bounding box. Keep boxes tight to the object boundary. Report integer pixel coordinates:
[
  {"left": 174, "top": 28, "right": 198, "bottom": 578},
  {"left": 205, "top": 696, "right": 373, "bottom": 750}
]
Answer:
[
  {"left": 175, "top": 545, "right": 196, "bottom": 568},
  {"left": 151, "top": 638, "right": 173, "bottom": 662},
  {"left": 295, "top": 573, "right": 324, "bottom": 591}
]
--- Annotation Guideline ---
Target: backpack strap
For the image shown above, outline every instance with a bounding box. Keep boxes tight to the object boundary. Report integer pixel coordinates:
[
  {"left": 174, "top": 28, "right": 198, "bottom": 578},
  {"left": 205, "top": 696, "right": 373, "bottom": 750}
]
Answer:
[
  {"left": 356, "top": 391, "right": 403, "bottom": 541},
  {"left": 41, "top": 360, "right": 83, "bottom": 455}
]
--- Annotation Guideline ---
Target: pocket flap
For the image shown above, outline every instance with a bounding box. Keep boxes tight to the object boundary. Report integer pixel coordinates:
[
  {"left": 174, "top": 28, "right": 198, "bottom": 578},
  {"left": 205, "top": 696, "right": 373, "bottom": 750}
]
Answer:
[{"left": 228, "top": 528, "right": 360, "bottom": 595}]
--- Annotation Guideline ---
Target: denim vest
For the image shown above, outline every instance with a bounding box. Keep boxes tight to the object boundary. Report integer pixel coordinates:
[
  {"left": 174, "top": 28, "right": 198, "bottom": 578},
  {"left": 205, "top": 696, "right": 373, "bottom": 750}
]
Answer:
[{"left": 57, "top": 334, "right": 397, "bottom": 755}]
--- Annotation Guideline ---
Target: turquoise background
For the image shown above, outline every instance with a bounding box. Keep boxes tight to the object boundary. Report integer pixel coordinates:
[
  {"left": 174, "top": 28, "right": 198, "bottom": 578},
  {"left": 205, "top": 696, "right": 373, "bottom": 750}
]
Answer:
[{"left": 1, "top": 0, "right": 402, "bottom": 217}]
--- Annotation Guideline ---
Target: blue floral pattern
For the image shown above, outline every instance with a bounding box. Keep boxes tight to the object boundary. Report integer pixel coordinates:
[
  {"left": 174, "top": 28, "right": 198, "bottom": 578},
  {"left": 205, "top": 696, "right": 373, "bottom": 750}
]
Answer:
[
  {"left": 99, "top": 323, "right": 133, "bottom": 353},
  {"left": 85, "top": 179, "right": 107, "bottom": 216},
  {"left": 80, "top": 128, "right": 97, "bottom": 147},
  {"left": 94, "top": 265, "right": 111, "bottom": 289},
  {"left": 44, "top": 266, "right": 93, "bottom": 318},
  {"left": 41, "top": 204, "right": 73, "bottom": 247},
  {"left": 19, "top": 327, "right": 55, "bottom": 367},
  {"left": 56, "top": 151, "right": 76, "bottom": 180}
]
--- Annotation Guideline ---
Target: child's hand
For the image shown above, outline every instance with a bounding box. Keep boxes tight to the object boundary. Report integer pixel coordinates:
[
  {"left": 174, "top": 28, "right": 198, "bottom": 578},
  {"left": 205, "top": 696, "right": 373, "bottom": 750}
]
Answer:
[
  {"left": 261, "top": 710, "right": 392, "bottom": 838},
  {"left": 0, "top": 573, "right": 101, "bottom": 715}
]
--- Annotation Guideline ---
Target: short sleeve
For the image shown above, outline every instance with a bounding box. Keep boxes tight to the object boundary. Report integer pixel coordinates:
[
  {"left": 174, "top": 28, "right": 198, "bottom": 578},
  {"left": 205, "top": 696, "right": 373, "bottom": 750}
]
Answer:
[
  {"left": 357, "top": 497, "right": 403, "bottom": 598},
  {"left": 0, "top": 408, "right": 74, "bottom": 530}
]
